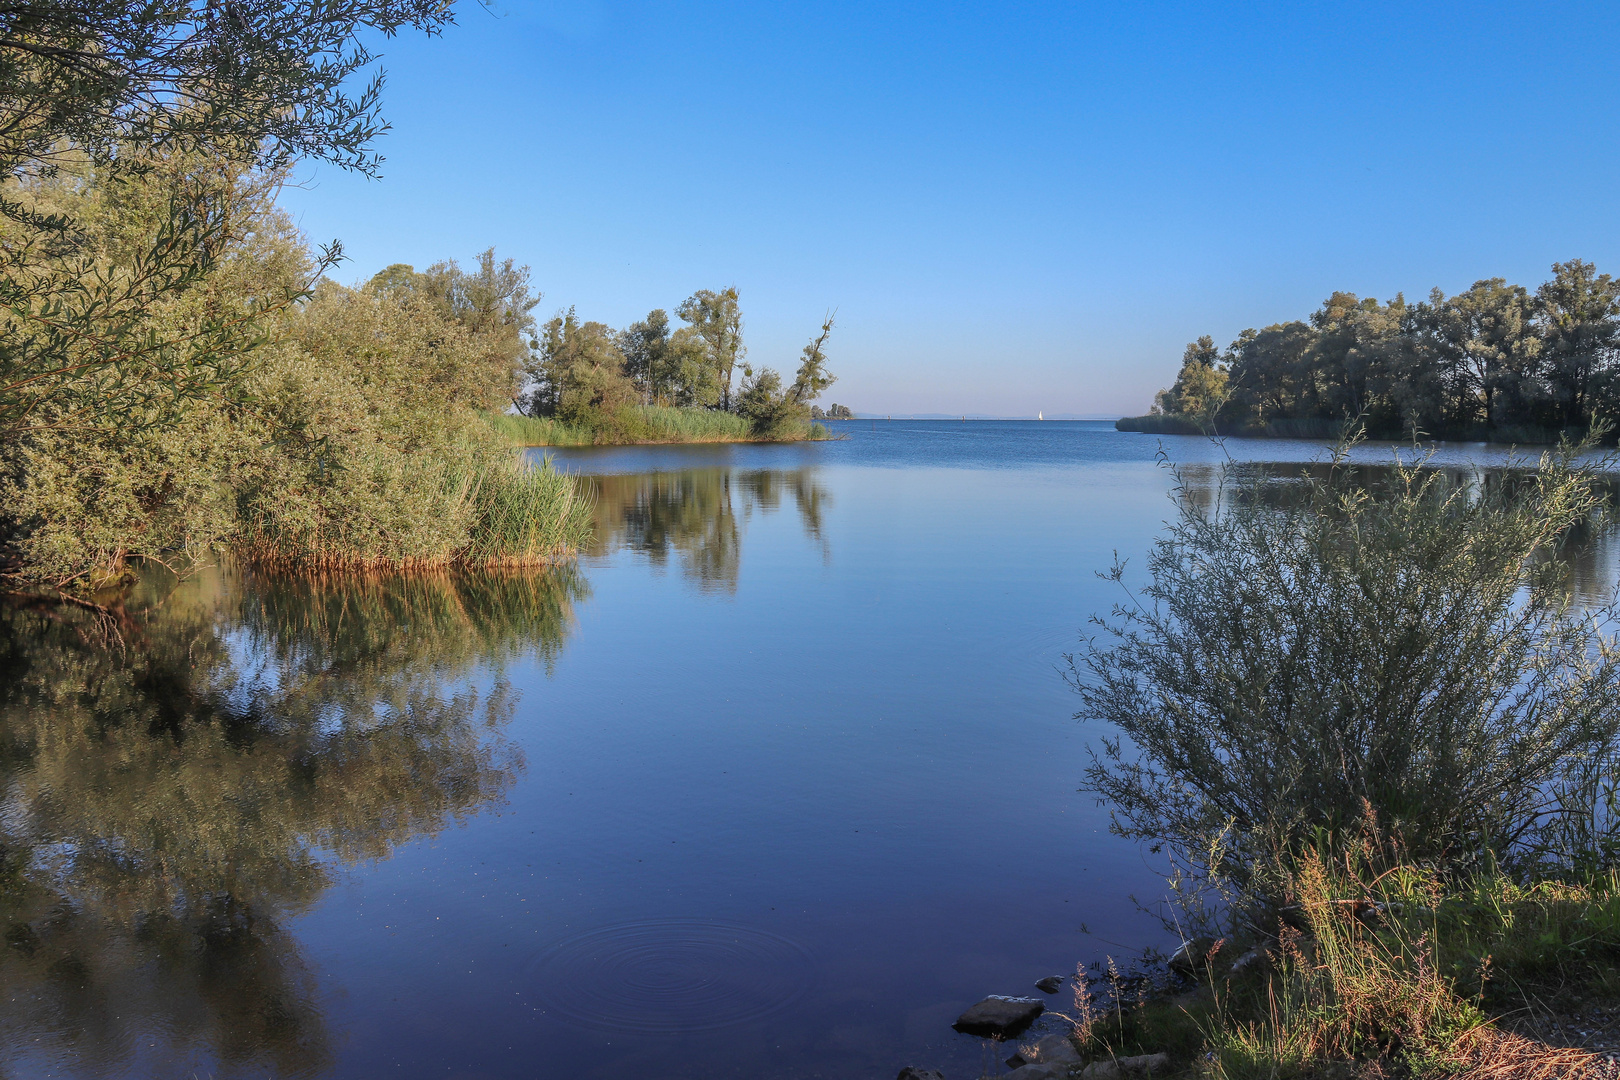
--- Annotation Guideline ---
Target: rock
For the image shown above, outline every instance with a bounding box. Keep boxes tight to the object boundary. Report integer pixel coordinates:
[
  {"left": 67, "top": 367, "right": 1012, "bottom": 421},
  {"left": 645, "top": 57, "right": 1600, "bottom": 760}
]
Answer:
[
  {"left": 952, "top": 996, "right": 1045, "bottom": 1038},
  {"left": 1167, "top": 937, "right": 1215, "bottom": 978},
  {"left": 1006, "top": 1053, "right": 1029, "bottom": 1069},
  {"left": 1229, "top": 945, "right": 1269, "bottom": 976},
  {"left": 896, "top": 1069, "right": 945, "bottom": 1080},
  {"left": 1006, "top": 1066, "right": 1067, "bottom": 1080},
  {"left": 1081, "top": 1052, "right": 1171, "bottom": 1079},
  {"left": 1035, "top": 975, "right": 1065, "bottom": 994},
  {"left": 1032, "top": 1033, "right": 1082, "bottom": 1065}
]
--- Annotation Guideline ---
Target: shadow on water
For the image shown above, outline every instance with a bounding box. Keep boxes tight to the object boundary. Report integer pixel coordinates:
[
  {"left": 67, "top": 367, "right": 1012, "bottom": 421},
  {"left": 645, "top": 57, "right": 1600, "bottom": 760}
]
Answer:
[
  {"left": 0, "top": 562, "right": 585, "bottom": 1078},
  {"left": 584, "top": 467, "right": 831, "bottom": 592}
]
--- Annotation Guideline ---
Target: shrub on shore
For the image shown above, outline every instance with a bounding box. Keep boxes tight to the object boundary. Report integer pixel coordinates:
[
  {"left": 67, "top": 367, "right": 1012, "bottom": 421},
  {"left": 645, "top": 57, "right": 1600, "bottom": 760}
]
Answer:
[
  {"left": 1070, "top": 435, "right": 1620, "bottom": 1077},
  {"left": 0, "top": 158, "right": 591, "bottom": 589},
  {"left": 1072, "top": 438, "right": 1620, "bottom": 892}
]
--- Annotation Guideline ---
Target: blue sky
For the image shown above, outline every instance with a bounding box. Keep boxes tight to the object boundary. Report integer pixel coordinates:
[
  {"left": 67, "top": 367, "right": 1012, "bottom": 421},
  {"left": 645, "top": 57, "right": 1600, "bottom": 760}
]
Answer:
[{"left": 278, "top": 0, "right": 1620, "bottom": 416}]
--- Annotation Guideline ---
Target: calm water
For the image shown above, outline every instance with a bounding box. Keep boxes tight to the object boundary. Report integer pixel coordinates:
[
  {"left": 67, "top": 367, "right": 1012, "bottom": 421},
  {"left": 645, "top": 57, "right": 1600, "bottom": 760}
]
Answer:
[{"left": 3, "top": 421, "right": 1615, "bottom": 1079}]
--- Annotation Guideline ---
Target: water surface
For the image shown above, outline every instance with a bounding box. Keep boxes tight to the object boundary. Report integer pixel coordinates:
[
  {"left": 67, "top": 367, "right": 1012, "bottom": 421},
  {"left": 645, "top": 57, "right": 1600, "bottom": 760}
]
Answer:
[{"left": 3, "top": 421, "right": 1612, "bottom": 1079}]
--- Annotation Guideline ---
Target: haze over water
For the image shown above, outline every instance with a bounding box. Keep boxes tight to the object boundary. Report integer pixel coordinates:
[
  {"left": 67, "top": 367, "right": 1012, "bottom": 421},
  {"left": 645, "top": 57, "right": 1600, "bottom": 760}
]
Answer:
[{"left": 4, "top": 422, "right": 1616, "bottom": 1080}]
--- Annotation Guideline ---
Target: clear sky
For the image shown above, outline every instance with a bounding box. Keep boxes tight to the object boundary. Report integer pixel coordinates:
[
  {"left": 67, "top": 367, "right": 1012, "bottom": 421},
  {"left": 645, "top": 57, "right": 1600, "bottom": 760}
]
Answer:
[{"left": 277, "top": 0, "right": 1620, "bottom": 417}]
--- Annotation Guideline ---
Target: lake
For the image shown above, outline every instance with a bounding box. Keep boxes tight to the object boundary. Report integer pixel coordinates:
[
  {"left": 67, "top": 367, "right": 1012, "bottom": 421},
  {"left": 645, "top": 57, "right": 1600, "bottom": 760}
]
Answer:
[{"left": 2, "top": 421, "right": 1612, "bottom": 1079}]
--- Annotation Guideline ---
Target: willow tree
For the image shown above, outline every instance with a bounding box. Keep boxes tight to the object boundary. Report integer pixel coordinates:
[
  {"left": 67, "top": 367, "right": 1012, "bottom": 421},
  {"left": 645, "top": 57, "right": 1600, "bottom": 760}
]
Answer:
[{"left": 0, "top": 0, "right": 461, "bottom": 437}]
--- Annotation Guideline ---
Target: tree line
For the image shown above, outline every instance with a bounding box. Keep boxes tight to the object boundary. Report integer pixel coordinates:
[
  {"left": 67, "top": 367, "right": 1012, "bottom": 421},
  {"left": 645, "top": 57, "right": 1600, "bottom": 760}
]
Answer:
[
  {"left": 514, "top": 287, "right": 836, "bottom": 438},
  {"left": 1141, "top": 259, "right": 1620, "bottom": 441}
]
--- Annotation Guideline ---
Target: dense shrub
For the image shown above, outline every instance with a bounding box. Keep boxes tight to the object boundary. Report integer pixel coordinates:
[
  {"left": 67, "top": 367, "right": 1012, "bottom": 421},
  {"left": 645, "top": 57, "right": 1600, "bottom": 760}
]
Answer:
[
  {"left": 0, "top": 156, "right": 590, "bottom": 588},
  {"left": 1071, "top": 439, "right": 1620, "bottom": 893}
]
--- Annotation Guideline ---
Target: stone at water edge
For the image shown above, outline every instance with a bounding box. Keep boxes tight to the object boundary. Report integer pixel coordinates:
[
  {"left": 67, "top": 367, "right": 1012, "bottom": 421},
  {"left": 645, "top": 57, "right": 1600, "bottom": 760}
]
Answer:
[
  {"left": 1081, "top": 1052, "right": 1172, "bottom": 1079},
  {"left": 1032, "top": 1033, "right": 1082, "bottom": 1065},
  {"left": 1035, "top": 975, "right": 1064, "bottom": 994},
  {"left": 951, "top": 995, "right": 1045, "bottom": 1038},
  {"left": 1167, "top": 937, "right": 1215, "bottom": 978},
  {"left": 895, "top": 1069, "right": 945, "bottom": 1080},
  {"left": 1005, "top": 1065, "right": 1067, "bottom": 1080}
]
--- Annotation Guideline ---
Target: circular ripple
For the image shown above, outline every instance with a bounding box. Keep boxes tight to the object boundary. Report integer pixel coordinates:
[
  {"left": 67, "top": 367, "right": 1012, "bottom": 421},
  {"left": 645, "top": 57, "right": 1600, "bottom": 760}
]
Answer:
[{"left": 528, "top": 919, "right": 815, "bottom": 1033}]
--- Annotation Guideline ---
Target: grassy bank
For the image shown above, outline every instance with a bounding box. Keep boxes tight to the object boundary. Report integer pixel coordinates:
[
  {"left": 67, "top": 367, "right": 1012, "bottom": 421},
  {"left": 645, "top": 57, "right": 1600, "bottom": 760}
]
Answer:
[
  {"left": 487, "top": 406, "right": 831, "bottom": 446},
  {"left": 1052, "top": 435, "right": 1620, "bottom": 1078},
  {"left": 1053, "top": 854, "right": 1620, "bottom": 1079}
]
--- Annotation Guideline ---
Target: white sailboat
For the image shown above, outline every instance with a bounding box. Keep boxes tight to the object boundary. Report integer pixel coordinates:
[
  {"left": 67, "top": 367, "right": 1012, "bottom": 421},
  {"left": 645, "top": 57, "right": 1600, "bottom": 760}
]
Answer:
[{"left": 1037, "top": 411, "right": 1043, "bottom": 420}]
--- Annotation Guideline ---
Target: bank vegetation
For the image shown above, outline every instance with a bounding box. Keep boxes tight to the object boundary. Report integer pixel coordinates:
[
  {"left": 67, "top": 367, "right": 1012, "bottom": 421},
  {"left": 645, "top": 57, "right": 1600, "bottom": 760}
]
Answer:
[
  {"left": 507, "top": 295, "right": 836, "bottom": 445},
  {"left": 1121, "top": 262, "right": 1620, "bottom": 444},
  {"left": 1066, "top": 437, "right": 1620, "bottom": 1078}
]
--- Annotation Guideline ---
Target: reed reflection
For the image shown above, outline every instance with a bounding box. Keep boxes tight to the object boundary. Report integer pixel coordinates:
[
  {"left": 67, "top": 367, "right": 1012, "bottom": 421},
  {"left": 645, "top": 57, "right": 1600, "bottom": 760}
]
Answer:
[
  {"left": 0, "top": 563, "right": 584, "bottom": 1078},
  {"left": 586, "top": 468, "right": 831, "bottom": 592},
  {"left": 1175, "top": 460, "right": 1620, "bottom": 603}
]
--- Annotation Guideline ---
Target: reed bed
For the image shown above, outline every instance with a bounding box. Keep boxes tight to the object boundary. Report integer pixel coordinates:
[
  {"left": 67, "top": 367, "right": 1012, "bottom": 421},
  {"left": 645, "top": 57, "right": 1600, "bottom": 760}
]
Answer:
[
  {"left": 487, "top": 406, "right": 826, "bottom": 446},
  {"left": 238, "top": 451, "right": 592, "bottom": 571}
]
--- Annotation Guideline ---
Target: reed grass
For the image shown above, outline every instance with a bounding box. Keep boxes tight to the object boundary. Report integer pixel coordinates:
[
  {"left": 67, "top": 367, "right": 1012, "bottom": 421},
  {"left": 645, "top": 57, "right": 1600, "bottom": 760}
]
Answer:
[
  {"left": 486, "top": 406, "right": 828, "bottom": 446},
  {"left": 238, "top": 451, "right": 592, "bottom": 571}
]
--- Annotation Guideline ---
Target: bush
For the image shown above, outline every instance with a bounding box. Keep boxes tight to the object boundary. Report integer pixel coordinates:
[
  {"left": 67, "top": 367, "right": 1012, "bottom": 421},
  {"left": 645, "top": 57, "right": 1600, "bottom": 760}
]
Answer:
[{"left": 1070, "top": 438, "right": 1620, "bottom": 894}]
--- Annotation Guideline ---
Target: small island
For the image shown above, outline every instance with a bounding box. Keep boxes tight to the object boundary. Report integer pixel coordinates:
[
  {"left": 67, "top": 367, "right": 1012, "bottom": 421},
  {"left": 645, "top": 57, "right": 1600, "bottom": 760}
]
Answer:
[{"left": 493, "top": 289, "right": 839, "bottom": 447}]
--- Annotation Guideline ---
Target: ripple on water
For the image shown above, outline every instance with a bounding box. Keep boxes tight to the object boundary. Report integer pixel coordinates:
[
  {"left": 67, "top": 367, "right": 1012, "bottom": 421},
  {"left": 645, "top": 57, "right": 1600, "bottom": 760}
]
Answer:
[{"left": 528, "top": 919, "right": 815, "bottom": 1033}]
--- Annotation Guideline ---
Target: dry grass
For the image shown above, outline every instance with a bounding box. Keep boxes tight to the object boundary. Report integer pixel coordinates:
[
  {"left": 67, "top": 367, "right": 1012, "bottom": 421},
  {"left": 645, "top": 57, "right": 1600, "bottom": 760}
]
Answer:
[{"left": 1450, "top": 1028, "right": 1604, "bottom": 1080}]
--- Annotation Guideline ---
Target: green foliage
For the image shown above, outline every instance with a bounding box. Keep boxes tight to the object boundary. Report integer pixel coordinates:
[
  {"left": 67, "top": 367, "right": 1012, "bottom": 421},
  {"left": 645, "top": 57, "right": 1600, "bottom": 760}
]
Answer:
[
  {"left": 524, "top": 307, "right": 636, "bottom": 421},
  {"left": 0, "top": 0, "right": 457, "bottom": 183},
  {"left": 509, "top": 300, "right": 835, "bottom": 441},
  {"left": 1153, "top": 336, "right": 1230, "bottom": 428},
  {"left": 677, "top": 287, "right": 746, "bottom": 410},
  {"left": 1071, "top": 438, "right": 1620, "bottom": 893},
  {"left": 1141, "top": 262, "right": 1620, "bottom": 441},
  {"left": 0, "top": 0, "right": 459, "bottom": 438},
  {"left": 736, "top": 316, "right": 838, "bottom": 437},
  {"left": 0, "top": 155, "right": 591, "bottom": 586}
]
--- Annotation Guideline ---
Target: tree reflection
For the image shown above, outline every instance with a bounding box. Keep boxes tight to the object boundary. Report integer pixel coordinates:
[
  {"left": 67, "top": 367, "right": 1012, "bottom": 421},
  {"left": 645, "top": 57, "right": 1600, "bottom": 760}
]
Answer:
[
  {"left": 586, "top": 468, "right": 831, "bottom": 592},
  {"left": 1174, "top": 460, "right": 1620, "bottom": 602},
  {"left": 0, "top": 562, "right": 584, "bottom": 1077}
]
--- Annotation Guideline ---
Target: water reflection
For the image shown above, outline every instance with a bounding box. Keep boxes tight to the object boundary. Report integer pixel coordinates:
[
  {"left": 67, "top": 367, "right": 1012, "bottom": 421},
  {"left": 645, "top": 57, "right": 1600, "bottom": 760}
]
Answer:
[
  {"left": 585, "top": 468, "right": 831, "bottom": 591},
  {"left": 1175, "top": 461, "right": 1620, "bottom": 602},
  {"left": 0, "top": 563, "right": 584, "bottom": 1078}
]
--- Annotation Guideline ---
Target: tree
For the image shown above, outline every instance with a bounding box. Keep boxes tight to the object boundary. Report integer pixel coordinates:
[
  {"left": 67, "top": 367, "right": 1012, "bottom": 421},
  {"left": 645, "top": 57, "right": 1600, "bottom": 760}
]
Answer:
[
  {"left": 1224, "top": 321, "right": 1317, "bottom": 427},
  {"left": 0, "top": 0, "right": 461, "bottom": 438},
  {"left": 0, "top": 0, "right": 458, "bottom": 186},
  {"left": 735, "top": 317, "right": 835, "bottom": 437},
  {"left": 1154, "top": 336, "right": 1229, "bottom": 427},
  {"left": 677, "top": 287, "right": 745, "bottom": 410},
  {"left": 523, "top": 308, "right": 634, "bottom": 422},
  {"left": 1429, "top": 279, "right": 1539, "bottom": 429},
  {"left": 1536, "top": 259, "right": 1620, "bottom": 429},
  {"left": 362, "top": 249, "right": 538, "bottom": 412},
  {"left": 619, "top": 308, "right": 670, "bottom": 402}
]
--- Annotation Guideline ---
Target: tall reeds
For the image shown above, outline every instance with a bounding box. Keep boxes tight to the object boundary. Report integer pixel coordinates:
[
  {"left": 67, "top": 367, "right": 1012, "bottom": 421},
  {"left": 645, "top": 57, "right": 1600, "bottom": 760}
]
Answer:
[
  {"left": 487, "top": 405, "right": 826, "bottom": 446},
  {"left": 238, "top": 450, "right": 591, "bottom": 571}
]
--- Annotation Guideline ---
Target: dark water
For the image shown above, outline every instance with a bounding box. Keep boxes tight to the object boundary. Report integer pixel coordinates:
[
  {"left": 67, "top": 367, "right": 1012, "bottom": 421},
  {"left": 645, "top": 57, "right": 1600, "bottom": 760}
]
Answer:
[{"left": 2, "top": 421, "right": 1615, "bottom": 1079}]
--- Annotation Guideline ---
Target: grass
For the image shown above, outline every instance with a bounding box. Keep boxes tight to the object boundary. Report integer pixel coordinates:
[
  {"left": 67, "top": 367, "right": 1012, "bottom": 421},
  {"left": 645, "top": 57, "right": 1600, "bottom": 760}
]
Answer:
[
  {"left": 486, "top": 406, "right": 830, "bottom": 446},
  {"left": 1061, "top": 853, "right": 1620, "bottom": 1080}
]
